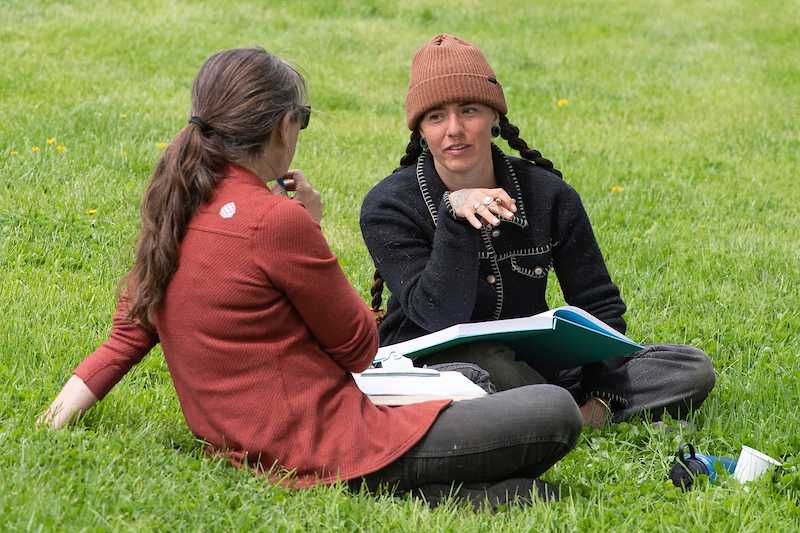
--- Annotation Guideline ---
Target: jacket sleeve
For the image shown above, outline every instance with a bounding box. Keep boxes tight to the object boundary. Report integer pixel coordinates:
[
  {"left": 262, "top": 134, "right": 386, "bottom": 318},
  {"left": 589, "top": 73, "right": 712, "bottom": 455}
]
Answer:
[
  {"left": 73, "top": 296, "right": 159, "bottom": 400},
  {"left": 360, "top": 192, "right": 482, "bottom": 333},
  {"left": 253, "top": 199, "right": 378, "bottom": 373},
  {"left": 551, "top": 184, "right": 627, "bottom": 334}
]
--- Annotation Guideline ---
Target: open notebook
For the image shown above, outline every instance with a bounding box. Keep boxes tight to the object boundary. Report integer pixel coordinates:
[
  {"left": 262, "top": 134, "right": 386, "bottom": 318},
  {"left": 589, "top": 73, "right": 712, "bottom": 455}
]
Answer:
[{"left": 374, "top": 306, "right": 642, "bottom": 370}]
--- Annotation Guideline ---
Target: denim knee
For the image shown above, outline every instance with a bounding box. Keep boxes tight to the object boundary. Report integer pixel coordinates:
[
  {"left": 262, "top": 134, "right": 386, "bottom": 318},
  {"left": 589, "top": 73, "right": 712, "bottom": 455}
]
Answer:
[
  {"left": 525, "top": 384, "right": 582, "bottom": 447},
  {"left": 650, "top": 344, "right": 716, "bottom": 412},
  {"left": 684, "top": 347, "right": 716, "bottom": 402}
]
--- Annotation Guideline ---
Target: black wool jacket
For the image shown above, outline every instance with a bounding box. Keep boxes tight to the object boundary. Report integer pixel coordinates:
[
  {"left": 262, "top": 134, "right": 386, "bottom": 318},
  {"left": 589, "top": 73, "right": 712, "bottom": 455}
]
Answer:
[{"left": 360, "top": 145, "right": 627, "bottom": 348}]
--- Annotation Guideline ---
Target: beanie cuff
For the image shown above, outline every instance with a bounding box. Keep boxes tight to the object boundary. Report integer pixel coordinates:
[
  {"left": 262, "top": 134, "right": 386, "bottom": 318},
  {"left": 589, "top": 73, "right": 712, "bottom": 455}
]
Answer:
[{"left": 405, "top": 73, "right": 507, "bottom": 129}]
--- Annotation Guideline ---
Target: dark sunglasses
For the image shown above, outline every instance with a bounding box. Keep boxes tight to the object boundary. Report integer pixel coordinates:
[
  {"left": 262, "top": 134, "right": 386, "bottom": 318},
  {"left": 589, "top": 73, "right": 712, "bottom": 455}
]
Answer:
[{"left": 295, "top": 105, "right": 311, "bottom": 130}]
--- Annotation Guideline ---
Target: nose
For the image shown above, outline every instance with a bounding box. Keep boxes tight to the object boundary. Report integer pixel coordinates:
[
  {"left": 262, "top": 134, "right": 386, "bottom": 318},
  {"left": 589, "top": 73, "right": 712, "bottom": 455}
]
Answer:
[{"left": 444, "top": 111, "right": 464, "bottom": 138}]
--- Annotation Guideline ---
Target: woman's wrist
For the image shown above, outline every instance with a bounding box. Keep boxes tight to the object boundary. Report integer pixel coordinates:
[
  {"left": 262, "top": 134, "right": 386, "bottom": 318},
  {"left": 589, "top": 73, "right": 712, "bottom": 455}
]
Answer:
[
  {"left": 442, "top": 191, "right": 462, "bottom": 220},
  {"left": 38, "top": 375, "right": 98, "bottom": 429}
]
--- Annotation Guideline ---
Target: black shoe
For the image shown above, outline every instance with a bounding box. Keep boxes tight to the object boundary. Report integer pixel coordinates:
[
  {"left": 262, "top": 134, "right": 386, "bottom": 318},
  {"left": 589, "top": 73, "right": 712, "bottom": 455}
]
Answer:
[{"left": 414, "top": 478, "right": 560, "bottom": 510}]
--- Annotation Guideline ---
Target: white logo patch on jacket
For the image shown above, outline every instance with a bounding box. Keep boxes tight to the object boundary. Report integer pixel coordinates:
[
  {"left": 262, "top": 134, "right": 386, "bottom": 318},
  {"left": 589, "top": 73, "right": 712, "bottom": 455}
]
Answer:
[{"left": 219, "top": 202, "right": 236, "bottom": 219}]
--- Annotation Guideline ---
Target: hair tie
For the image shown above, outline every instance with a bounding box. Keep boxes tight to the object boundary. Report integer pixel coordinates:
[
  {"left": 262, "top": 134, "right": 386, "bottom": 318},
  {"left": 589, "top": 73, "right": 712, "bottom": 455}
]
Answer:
[{"left": 189, "top": 116, "right": 213, "bottom": 135}]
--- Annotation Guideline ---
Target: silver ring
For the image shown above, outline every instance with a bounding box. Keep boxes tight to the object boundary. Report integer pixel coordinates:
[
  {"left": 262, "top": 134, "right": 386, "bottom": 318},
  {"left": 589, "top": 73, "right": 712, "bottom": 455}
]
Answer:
[
  {"left": 483, "top": 196, "right": 494, "bottom": 205},
  {"left": 472, "top": 202, "right": 481, "bottom": 211}
]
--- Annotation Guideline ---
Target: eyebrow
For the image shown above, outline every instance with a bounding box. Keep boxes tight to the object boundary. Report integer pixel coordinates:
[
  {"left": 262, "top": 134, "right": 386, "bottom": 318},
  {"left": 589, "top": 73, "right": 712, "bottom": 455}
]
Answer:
[{"left": 429, "top": 102, "right": 479, "bottom": 110}]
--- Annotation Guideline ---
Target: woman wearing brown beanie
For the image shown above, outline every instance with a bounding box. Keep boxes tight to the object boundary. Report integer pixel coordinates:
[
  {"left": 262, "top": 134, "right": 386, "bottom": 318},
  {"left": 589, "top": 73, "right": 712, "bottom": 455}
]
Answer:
[
  {"left": 40, "top": 46, "right": 581, "bottom": 510},
  {"left": 361, "top": 34, "right": 716, "bottom": 428}
]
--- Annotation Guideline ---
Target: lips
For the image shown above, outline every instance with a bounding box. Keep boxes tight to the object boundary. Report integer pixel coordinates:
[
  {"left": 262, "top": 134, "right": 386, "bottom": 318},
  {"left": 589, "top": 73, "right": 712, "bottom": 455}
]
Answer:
[{"left": 444, "top": 144, "right": 471, "bottom": 154}]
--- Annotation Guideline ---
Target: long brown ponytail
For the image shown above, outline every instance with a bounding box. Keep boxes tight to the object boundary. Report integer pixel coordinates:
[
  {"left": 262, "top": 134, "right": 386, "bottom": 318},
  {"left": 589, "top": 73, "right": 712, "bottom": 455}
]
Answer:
[{"left": 125, "top": 47, "right": 306, "bottom": 327}]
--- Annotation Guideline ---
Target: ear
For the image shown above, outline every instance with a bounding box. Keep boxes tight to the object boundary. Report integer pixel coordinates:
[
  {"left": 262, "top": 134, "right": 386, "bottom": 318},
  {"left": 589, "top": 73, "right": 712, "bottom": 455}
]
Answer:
[{"left": 269, "top": 111, "right": 295, "bottom": 147}]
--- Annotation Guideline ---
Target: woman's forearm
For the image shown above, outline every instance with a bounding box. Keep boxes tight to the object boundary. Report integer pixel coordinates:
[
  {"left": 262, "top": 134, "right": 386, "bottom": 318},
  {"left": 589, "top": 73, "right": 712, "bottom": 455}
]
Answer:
[{"left": 38, "top": 375, "right": 98, "bottom": 429}]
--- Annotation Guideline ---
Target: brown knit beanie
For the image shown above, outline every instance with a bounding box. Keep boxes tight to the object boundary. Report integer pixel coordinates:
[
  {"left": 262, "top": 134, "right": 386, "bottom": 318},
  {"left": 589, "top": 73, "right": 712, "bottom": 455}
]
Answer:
[{"left": 405, "top": 34, "right": 507, "bottom": 129}]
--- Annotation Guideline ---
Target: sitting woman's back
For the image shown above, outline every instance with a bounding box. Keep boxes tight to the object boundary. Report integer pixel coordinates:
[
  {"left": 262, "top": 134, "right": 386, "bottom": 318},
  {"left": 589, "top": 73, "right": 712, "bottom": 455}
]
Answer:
[{"left": 67, "top": 47, "right": 447, "bottom": 486}]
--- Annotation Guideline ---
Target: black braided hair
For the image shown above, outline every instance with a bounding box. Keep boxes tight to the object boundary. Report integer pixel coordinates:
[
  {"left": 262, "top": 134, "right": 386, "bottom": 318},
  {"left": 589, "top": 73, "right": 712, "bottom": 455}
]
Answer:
[
  {"left": 396, "top": 116, "right": 560, "bottom": 177},
  {"left": 370, "top": 269, "right": 386, "bottom": 323},
  {"left": 376, "top": 131, "right": 425, "bottom": 321},
  {"left": 396, "top": 129, "right": 423, "bottom": 170},
  {"left": 379, "top": 128, "right": 432, "bottom": 317},
  {"left": 498, "top": 114, "right": 562, "bottom": 178}
]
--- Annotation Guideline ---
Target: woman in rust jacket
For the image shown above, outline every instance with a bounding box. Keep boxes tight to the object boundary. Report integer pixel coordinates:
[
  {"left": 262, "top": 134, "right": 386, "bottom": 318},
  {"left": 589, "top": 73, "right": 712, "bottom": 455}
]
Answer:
[{"left": 40, "top": 47, "right": 581, "bottom": 508}]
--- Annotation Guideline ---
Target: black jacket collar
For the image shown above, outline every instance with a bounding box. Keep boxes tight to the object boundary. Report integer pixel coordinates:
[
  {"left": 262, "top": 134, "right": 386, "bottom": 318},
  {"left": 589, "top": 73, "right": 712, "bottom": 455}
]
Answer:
[{"left": 414, "top": 144, "right": 529, "bottom": 229}]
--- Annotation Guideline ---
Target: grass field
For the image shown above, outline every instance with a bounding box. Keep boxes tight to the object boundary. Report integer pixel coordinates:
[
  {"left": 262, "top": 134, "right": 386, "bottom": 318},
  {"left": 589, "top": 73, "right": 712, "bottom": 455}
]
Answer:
[{"left": 2, "top": 0, "right": 800, "bottom": 530}]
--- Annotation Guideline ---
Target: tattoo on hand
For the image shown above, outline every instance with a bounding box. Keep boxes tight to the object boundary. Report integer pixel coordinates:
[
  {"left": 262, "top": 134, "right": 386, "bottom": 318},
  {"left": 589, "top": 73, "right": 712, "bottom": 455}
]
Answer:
[{"left": 448, "top": 190, "right": 469, "bottom": 212}]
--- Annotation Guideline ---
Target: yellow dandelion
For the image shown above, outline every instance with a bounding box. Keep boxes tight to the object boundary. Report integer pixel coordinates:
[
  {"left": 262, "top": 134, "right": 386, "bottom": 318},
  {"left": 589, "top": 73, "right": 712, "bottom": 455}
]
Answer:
[
  {"left": 556, "top": 98, "right": 570, "bottom": 108},
  {"left": 46, "top": 137, "right": 57, "bottom": 145},
  {"left": 56, "top": 144, "right": 67, "bottom": 153},
  {"left": 86, "top": 208, "right": 97, "bottom": 216},
  {"left": 120, "top": 112, "right": 128, "bottom": 119},
  {"left": 611, "top": 185, "right": 624, "bottom": 193},
  {"left": 31, "top": 146, "right": 41, "bottom": 153},
  {"left": 157, "top": 142, "right": 168, "bottom": 150},
  {"left": 10, "top": 149, "right": 18, "bottom": 156}
]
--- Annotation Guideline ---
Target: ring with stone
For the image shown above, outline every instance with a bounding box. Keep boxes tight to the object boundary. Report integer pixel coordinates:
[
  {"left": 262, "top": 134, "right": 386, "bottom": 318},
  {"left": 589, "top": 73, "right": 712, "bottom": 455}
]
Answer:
[
  {"left": 494, "top": 197, "right": 503, "bottom": 204},
  {"left": 483, "top": 196, "right": 494, "bottom": 205},
  {"left": 472, "top": 202, "right": 481, "bottom": 211}
]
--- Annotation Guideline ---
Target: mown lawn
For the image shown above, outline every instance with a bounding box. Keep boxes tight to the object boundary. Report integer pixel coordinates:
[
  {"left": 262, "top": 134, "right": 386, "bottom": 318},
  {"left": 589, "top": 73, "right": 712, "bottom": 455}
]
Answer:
[{"left": 2, "top": 0, "right": 799, "bottom": 530}]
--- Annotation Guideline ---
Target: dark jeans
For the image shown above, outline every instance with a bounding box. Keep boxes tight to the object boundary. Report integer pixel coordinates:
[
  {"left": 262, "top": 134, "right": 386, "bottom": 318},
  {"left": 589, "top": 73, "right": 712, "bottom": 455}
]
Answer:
[
  {"left": 418, "top": 342, "right": 716, "bottom": 422},
  {"left": 351, "top": 385, "right": 582, "bottom": 507}
]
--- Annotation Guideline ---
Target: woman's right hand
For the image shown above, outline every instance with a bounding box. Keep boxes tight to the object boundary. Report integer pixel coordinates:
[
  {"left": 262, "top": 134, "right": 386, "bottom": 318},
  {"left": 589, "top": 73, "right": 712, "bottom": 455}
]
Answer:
[
  {"left": 272, "top": 169, "right": 323, "bottom": 223},
  {"left": 448, "top": 188, "right": 517, "bottom": 229},
  {"left": 37, "top": 375, "right": 98, "bottom": 429}
]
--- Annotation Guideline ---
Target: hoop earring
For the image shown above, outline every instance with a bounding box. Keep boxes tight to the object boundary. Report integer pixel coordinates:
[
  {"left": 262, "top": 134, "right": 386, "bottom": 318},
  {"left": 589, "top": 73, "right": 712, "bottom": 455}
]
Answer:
[
  {"left": 419, "top": 137, "right": 428, "bottom": 151},
  {"left": 491, "top": 125, "right": 500, "bottom": 138}
]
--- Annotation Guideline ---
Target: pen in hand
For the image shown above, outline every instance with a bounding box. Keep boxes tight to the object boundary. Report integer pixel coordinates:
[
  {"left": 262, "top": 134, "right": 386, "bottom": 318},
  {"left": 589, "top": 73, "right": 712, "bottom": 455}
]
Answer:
[{"left": 273, "top": 176, "right": 294, "bottom": 196}]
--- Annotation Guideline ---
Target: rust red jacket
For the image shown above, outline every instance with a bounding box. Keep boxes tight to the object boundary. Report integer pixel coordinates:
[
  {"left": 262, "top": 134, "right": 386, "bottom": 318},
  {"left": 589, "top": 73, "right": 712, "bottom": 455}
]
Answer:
[{"left": 74, "top": 164, "right": 448, "bottom": 487}]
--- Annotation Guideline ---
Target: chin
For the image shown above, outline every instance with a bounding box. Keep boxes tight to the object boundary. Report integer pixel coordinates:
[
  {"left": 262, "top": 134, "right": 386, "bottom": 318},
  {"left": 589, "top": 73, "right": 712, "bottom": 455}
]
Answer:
[{"left": 441, "top": 158, "right": 475, "bottom": 174}]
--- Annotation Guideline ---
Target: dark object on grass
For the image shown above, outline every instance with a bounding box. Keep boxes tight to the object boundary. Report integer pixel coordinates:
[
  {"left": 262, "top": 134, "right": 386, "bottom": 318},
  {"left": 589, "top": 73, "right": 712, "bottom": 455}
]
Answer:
[
  {"left": 415, "top": 478, "right": 559, "bottom": 510},
  {"left": 669, "top": 443, "right": 737, "bottom": 490}
]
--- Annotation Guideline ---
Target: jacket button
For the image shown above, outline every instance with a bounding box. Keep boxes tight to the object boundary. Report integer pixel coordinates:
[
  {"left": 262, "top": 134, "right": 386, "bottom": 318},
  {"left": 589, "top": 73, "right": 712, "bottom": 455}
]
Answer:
[
  {"left": 486, "top": 275, "right": 496, "bottom": 285},
  {"left": 534, "top": 267, "right": 544, "bottom": 276},
  {"left": 491, "top": 229, "right": 501, "bottom": 238}
]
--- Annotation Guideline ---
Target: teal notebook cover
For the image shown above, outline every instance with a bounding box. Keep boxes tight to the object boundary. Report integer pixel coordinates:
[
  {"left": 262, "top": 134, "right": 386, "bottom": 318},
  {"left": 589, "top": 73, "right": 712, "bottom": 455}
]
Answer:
[
  {"left": 507, "top": 316, "right": 642, "bottom": 369},
  {"left": 392, "top": 308, "right": 642, "bottom": 370}
]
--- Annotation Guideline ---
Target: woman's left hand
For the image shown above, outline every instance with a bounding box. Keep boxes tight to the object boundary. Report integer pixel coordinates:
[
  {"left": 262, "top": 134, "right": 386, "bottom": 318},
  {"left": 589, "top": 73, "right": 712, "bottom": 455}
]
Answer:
[{"left": 38, "top": 375, "right": 98, "bottom": 429}]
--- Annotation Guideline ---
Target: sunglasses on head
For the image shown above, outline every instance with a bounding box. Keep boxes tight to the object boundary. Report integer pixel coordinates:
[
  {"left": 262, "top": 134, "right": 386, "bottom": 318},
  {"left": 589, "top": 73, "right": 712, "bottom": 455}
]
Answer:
[{"left": 295, "top": 105, "right": 311, "bottom": 130}]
